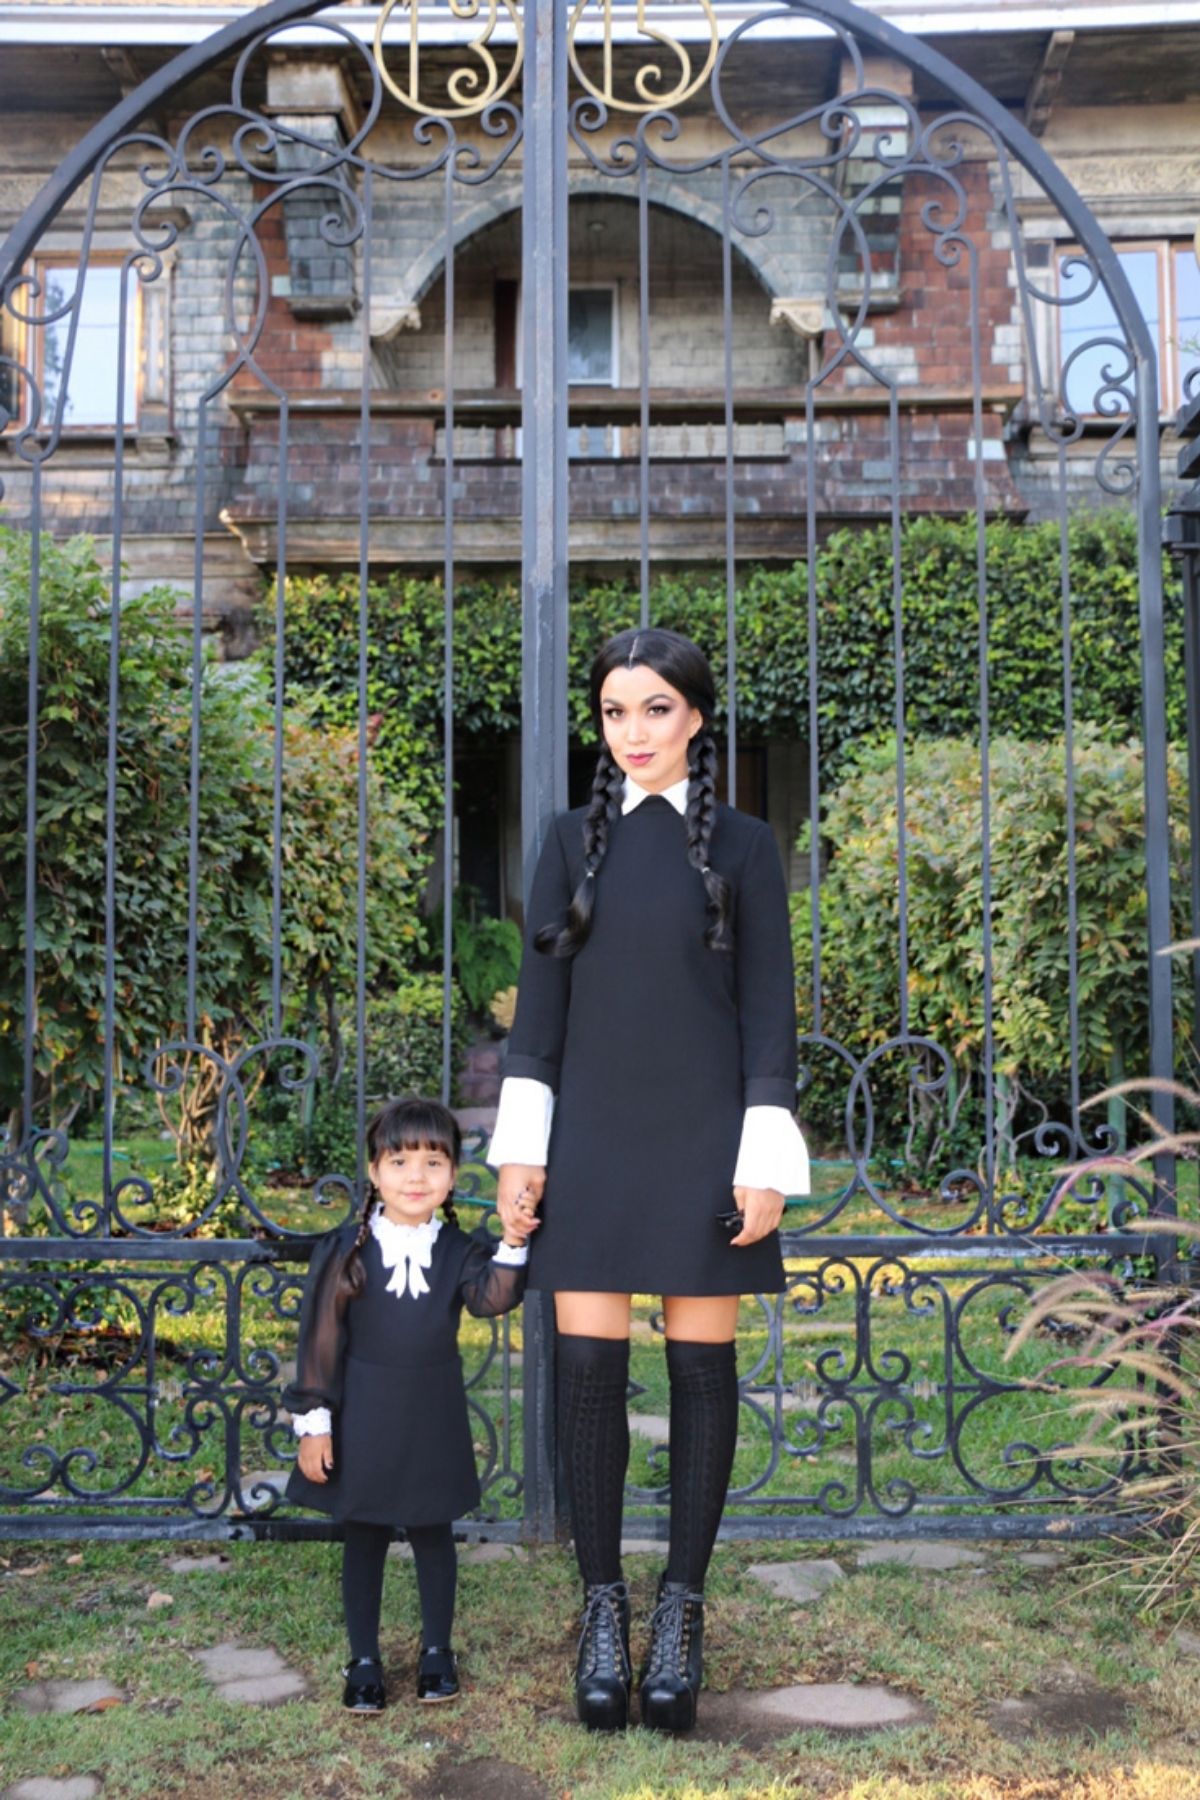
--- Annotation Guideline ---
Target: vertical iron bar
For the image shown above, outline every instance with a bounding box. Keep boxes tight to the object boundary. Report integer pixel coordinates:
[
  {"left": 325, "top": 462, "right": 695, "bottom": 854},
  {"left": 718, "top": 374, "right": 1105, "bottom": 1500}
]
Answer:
[
  {"left": 104, "top": 263, "right": 133, "bottom": 1223},
  {"left": 637, "top": 159, "right": 650, "bottom": 627},
  {"left": 1135, "top": 347, "right": 1176, "bottom": 1233},
  {"left": 271, "top": 396, "right": 290, "bottom": 1042},
  {"left": 1056, "top": 445, "right": 1082, "bottom": 1138},
  {"left": 186, "top": 408, "right": 207, "bottom": 1045},
  {"left": 355, "top": 172, "right": 375, "bottom": 1198},
  {"left": 721, "top": 158, "right": 737, "bottom": 804},
  {"left": 442, "top": 159, "right": 456, "bottom": 1107},
  {"left": 967, "top": 245, "right": 996, "bottom": 1226},
  {"left": 520, "top": 0, "right": 569, "bottom": 1544},
  {"left": 888, "top": 390, "right": 909, "bottom": 1037},
  {"left": 22, "top": 466, "right": 42, "bottom": 1147},
  {"left": 1182, "top": 545, "right": 1200, "bottom": 1054},
  {"left": 804, "top": 383, "right": 821, "bottom": 1035}
]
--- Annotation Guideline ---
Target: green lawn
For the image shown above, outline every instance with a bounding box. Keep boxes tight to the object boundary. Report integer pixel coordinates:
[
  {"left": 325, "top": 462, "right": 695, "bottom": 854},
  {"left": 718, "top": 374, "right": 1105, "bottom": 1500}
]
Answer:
[{"left": 2, "top": 1534, "right": 1200, "bottom": 1799}]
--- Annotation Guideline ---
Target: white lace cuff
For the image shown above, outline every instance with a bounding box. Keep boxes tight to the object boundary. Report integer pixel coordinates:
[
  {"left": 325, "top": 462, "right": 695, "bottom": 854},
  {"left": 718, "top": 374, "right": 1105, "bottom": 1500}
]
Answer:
[
  {"left": 732, "top": 1106, "right": 811, "bottom": 1197},
  {"left": 487, "top": 1076, "right": 555, "bottom": 1170},
  {"left": 493, "top": 1240, "right": 529, "bottom": 1266},
  {"left": 292, "top": 1406, "right": 332, "bottom": 1438}
]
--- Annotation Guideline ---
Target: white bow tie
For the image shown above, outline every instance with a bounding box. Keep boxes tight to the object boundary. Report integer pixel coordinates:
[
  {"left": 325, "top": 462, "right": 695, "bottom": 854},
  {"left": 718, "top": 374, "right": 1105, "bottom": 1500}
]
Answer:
[{"left": 370, "top": 1211, "right": 443, "bottom": 1300}]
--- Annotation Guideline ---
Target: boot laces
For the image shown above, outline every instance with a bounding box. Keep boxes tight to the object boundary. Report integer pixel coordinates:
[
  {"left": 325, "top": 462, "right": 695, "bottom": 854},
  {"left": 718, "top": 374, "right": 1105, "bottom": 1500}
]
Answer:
[
  {"left": 577, "top": 1580, "right": 630, "bottom": 1681},
  {"left": 645, "top": 1587, "right": 702, "bottom": 1680}
]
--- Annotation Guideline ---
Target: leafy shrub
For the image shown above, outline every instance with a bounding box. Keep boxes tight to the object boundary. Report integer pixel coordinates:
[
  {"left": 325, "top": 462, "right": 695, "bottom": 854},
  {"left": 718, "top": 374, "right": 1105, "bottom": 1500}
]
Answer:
[
  {"left": 0, "top": 530, "right": 429, "bottom": 1149},
  {"left": 796, "top": 731, "right": 1191, "bottom": 1172}
]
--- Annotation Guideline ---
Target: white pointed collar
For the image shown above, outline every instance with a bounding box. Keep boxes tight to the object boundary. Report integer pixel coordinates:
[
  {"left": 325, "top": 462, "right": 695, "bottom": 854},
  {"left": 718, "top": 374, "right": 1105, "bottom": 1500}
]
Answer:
[
  {"left": 622, "top": 773, "right": 689, "bottom": 817},
  {"left": 370, "top": 1209, "right": 443, "bottom": 1301}
]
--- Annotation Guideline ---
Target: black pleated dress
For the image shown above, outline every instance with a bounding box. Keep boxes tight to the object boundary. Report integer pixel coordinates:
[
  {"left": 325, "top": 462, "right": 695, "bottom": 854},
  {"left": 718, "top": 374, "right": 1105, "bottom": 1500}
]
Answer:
[
  {"left": 280, "top": 1221, "right": 525, "bottom": 1526},
  {"left": 505, "top": 797, "right": 795, "bottom": 1297}
]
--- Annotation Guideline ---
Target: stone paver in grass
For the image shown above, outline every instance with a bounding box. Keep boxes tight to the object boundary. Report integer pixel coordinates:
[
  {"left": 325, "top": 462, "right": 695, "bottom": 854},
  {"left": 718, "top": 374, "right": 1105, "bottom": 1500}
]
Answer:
[
  {"left": 857, "top": 1541, "right": 987, "bottom": 1572},
  {"left": 14, "top": 1679, "right": 125, "bottom": 1716},
  {"left": 620, "top": 1537, "right": 665, "bottom": 1556},
  {"left": 702, "top": 1681, "right": 927, "bottom": 1743},
  {"left": 1173, "top": 1628, "right": 1200, "bottom": 1656},
  {"left": 746, "top": 1560, "right": 845, "bottom": 1605},
  {"left": 987, "top": 1686, "right": 1132, "bottom": 1743},
  {"left": 627, "top": 1412, "right": 670, "bottom": 1441},
  {"left": 460, "top": 1542, "right": 528, "bottom": 1565},
  {"left": 194, "top": 1642, "right": 307, "bottom": 1706},
  {"left": 1013, "top": 1551, "right": 1068, "bottom": 1570},
  {"left": 165, "top": 1554, "right": 230, "bottom": 1575},
  {"left": 3, "top": 1780, "right": 103, "bottom": 1800}
]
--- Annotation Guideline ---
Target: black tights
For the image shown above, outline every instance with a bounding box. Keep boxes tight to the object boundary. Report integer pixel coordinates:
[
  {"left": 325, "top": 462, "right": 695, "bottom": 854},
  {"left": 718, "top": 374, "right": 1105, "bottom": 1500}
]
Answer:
[
  {"left": 341, "top": 1520, "right": 457, "bottom": 1660},
  {"left": 557, "top": 1332, "right": 739, "bottom": 1595}
]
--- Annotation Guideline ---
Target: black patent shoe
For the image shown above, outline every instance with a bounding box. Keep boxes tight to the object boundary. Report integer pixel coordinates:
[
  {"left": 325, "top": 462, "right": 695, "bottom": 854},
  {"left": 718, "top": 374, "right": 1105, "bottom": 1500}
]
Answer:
[
  {"left": 341, "top": 1656, "right": 386, "bottom": 1714},
  {"left": 417, "top": 1645, "right": 460, "bottom": 1704},
  {"left": 574, "top": 1580, "right": 631, "bottom": 1731},
  {"left": 638, "top": 1578, "right": 704, "bottom": 1733}
]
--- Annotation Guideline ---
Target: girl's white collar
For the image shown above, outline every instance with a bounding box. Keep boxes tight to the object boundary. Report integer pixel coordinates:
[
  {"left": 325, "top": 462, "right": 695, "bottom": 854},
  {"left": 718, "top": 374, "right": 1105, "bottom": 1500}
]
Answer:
[{"left": 369, "top": 1209, "right": 443, "bottom": 1300}]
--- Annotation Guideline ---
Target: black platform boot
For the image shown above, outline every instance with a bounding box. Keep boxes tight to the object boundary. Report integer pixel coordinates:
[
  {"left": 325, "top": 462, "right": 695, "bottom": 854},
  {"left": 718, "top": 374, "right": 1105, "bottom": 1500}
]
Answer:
[
  {"left": 638, "top": 1577, "right": 704, "bottom": 1733},
  {"left": 574, "top": 1579, "right": 631, "bottom": 1731}
]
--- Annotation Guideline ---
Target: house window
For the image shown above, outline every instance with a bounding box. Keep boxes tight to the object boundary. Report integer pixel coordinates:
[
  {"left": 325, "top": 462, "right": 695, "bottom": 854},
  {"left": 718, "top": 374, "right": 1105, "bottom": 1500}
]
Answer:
[
  {"left": 31, "top": 259, "right": 140, "bottom": 429},
  {"left": 1058, "top": 242, "right": 1200, "bottom": 418},
  {"left": 567, "top": 284, "right": 619, "bottom": 457}
]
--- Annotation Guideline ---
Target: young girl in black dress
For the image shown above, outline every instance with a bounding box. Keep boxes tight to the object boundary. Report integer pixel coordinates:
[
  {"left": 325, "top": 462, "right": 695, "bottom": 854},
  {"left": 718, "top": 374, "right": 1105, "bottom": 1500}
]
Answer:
[
  {"left": 283, "top": 1096, "right": 532, "bottom": 1713},
  {"left": 489, "top": 627, "right": 808, "bottom": 1733}
]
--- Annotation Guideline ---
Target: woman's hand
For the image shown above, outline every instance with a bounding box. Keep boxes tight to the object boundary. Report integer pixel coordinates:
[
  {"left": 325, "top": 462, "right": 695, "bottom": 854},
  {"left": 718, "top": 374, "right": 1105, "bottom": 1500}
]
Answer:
[
  {"left": 497, "top": 1164, "right": 545, "bottom": 1243},
  {"left": 729, "top": 1185, "right": 785, "bottom": 1246},
  {"left": 298, "top": 1433, "right": 333, "bottom": 1483}
]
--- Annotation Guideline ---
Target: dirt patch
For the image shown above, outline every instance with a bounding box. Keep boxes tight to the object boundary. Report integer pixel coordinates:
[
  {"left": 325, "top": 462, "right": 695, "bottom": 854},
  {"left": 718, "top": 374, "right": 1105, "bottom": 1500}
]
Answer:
[
  {"left": 407, "top": 1756, "right": 553, "bottom": 1800},
  {"left": 986, "top": 1685, "right": 1133, "bottom": 1744}
]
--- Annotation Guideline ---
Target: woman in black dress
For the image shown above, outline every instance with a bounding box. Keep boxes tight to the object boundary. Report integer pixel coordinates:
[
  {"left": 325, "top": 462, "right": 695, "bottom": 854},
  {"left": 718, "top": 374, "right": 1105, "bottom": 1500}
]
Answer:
[{"left": 488, "top": 628, "right": 808, "bottom": 1733}]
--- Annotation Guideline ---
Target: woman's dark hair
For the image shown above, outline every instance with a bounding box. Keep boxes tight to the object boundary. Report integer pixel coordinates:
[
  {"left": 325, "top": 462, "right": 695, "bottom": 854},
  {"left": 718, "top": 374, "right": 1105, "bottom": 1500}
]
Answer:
[
  {"left": 534, "top": 627, "right": 732, "bottom": 959},
  {"left": 339, "top": 1096, "right": 462, "bottom": 1300}
]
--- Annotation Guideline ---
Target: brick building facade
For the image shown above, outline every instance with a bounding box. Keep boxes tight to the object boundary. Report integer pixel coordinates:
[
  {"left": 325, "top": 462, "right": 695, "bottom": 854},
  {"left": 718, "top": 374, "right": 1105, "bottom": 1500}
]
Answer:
[{"left": 1, "top": 0, "right": 1197, "bottom": 904}]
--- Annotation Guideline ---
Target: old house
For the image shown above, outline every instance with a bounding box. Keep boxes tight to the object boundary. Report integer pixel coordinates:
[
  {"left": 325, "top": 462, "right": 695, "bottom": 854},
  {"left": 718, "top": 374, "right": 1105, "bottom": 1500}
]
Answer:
[{"left": 1, "top": 0, "right": 1196, "bottom": 909}]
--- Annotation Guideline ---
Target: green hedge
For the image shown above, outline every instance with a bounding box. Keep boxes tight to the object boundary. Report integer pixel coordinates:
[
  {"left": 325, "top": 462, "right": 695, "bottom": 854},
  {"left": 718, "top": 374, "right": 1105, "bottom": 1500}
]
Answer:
[
  {"left": 794, "top": 731, "right": 1191, "bottom": 1170},
  {"left": 267, "top": 512, "right": 1181, "bottom": 783}
]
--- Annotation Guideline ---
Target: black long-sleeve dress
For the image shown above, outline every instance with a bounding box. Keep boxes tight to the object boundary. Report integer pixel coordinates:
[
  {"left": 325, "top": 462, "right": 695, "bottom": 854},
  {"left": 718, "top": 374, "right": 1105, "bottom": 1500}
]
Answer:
[
  {"left": 505, "top": 796, "right": 795, "bottom": 1296},
  {"left": 281, "top": 1220, "right": 525, "bottom": 1525}
]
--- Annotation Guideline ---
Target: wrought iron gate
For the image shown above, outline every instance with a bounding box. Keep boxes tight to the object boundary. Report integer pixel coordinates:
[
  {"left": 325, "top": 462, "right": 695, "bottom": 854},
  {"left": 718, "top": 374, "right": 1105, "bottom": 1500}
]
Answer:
[{"left": 0, "top": 0, "right": 1180, "bottom": 1541}]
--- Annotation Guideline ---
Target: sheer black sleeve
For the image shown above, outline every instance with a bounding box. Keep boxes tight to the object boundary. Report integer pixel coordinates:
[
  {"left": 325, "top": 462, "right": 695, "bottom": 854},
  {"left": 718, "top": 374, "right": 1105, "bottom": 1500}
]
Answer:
[
  {"left": 458, "top": 1226, "right": 529, "bottom": 1320},
  {"left": 280, "top": 1228, "right": 352, "bottom": 1417}
]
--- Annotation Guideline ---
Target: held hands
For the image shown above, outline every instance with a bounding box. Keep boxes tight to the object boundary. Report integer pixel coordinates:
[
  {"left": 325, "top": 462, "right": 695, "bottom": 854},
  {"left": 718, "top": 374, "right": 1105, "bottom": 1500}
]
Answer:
[
  {"left": 497, "top": 1163, "right": 545, "bottom": 1247},
  {"left": 297, "top": 1433, "right": 333, "bottom": 1484},
  {"left": 729, "top": 1185, "right": 785, "bottom": 1247}
]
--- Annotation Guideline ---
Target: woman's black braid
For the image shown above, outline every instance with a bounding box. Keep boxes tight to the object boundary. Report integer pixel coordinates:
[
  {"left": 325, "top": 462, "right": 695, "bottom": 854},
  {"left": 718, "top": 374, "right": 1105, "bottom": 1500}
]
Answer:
[
  {"left": 534, "top": 745, "right": 624, "bottom": 958},
  {"left": 686, "top": 728, "right": 733, "bottom": 950}
]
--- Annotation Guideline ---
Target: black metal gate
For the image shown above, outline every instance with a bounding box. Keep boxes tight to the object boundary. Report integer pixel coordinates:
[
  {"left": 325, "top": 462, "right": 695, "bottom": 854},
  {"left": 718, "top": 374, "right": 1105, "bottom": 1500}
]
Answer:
[{"left": 0, "top": 0, "right": 1179, "bottom": 1542}]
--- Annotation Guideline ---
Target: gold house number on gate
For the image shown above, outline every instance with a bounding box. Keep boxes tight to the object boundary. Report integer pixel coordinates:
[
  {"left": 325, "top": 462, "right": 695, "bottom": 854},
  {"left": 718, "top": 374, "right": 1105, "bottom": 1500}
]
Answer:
[
  {"left": 567, "top": 0, "right": 720, "bottom": 113},
  {"left": 374, "top": 0, "right": 525, "bottom": 119}
]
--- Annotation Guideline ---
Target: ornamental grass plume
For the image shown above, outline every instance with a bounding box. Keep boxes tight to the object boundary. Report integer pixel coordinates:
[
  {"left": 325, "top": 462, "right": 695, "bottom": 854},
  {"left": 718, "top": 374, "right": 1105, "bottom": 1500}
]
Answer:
[{"left": 1005, "top": 1048, "right": 1200, "bottom": 1611}]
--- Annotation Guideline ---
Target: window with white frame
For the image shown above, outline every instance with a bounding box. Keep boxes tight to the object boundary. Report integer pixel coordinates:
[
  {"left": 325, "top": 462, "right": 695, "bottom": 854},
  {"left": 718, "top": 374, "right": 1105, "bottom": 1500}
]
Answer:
[
  {"left": 567, "top": 284, "right": 620, "bottom": 457},
  {"left": 2, "top": 258, "right": 144, "bottom": 431},
  {"left": 1058, "top": 242, "right": 1200, "bottom": 420}
]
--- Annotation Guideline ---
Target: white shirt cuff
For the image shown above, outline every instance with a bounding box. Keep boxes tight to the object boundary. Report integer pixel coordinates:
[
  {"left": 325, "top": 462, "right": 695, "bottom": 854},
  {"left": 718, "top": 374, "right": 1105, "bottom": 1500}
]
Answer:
[
  {"left": 487, "top": 1076, "right": 555, "bottom": 1170},
  {"left": 732, "top": 1105, "right": 811, "bottom": 1197},
  {"left": 493, "top": 1240, "right": 530, "bottom": 1266},
  {"left": 292, "top": 1406, "right": 332, "bottom": 1438}
]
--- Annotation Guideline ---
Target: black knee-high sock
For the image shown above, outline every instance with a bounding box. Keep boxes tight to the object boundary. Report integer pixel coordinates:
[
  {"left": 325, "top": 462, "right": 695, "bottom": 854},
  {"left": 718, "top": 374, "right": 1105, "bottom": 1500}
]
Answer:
[
  {"left": 665, "top": 1339, "right": 739, "bottom": 1591},
  {"left": 406, "top": 1521, "right": 457, "bottom": 1648},
  {"left": 556, "top": 1333, "right": 630, "bottom": 1590},
  {"left": 342, "top": 1521, "right": 393, "bottom": 1660}
]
